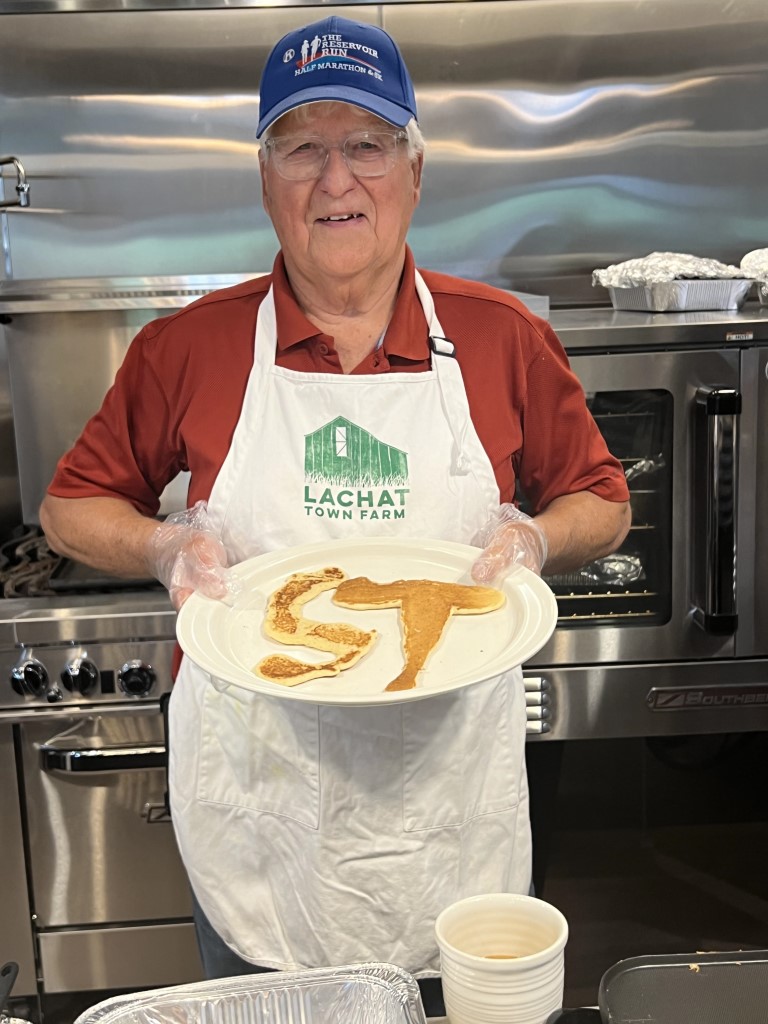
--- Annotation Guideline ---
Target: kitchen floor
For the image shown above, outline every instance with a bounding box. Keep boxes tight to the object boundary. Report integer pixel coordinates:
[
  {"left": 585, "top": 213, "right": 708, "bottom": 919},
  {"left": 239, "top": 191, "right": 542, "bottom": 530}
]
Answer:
[{"left": 33, "top": 731, "right": 768, "bottom": 1023}]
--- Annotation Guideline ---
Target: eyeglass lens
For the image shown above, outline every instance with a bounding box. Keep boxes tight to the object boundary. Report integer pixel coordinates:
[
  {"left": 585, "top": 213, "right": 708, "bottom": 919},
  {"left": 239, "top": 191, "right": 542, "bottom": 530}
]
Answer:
[{"left": 268, "top": 130, "right": 405, "bottom": 180}]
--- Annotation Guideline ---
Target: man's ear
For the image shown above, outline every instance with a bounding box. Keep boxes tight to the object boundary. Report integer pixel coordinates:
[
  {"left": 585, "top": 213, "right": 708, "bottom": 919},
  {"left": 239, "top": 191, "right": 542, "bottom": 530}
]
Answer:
[
  {"left": 412, "top": 152, "right": 424, "bottom": 205},
  {"left": 259, "top": 151, "right": 271, "bottom": 214}
]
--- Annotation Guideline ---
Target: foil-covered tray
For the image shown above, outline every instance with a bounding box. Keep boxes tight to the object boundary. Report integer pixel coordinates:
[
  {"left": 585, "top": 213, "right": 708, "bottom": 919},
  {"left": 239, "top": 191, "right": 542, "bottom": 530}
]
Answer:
[
  {"left": 608, "top": 278, "right": 752, "bottom": 312},
  {"left": 72, "top": 964, "right": 428, "bottom": 1024}
]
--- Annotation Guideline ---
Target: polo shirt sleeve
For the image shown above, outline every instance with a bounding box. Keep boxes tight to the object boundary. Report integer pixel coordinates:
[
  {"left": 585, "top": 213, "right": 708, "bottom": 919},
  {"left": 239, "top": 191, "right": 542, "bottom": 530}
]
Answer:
[
  {"left": 47, "top": 324, "right": 183, "bottom": 517},
  {"left": 517, "top": 322, "right": 629, "bottom": 513}
]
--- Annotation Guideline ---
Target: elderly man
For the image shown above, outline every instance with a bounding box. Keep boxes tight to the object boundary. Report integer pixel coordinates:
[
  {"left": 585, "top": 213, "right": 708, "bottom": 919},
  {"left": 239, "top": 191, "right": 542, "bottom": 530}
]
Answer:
[{"left": 40, "top": 14, "right": 630, "bottom": 1011}]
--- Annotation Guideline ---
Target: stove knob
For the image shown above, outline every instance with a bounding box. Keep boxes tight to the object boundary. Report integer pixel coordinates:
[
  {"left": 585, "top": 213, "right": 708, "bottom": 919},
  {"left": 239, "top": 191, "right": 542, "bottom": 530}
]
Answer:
[
  {"left": 119, "top": 660, "right": 156, "bottom": 697},
  {"left": 10, "top": 658, "right": 49, "bottom": 697},
  {"left": 61, "top": 659, "right": 100, "bottom": 695},
  {"left": 46, "top": 685, "right": 63, "bottom": 704}
]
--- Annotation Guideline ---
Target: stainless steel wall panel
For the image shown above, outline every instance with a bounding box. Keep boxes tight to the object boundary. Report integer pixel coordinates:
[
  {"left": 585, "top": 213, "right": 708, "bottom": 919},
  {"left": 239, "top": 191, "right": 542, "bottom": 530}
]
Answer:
[
  {"left": 0, "top": 7, "right": 375, "bottom": 282},
  {"left": 4, "top": 304, "right": 195, "bottom": 523},
  {"left": 1, "top": 1, "right": 766, "bottom": 299},
  {"left": 0, "top": 274, "right": 246, "bottom": 528},
  {"left": 387, "top": 0, "right": 768, "bottom": 302},
  {"left": 0, "top": 0, "right": 377, "bottom": 9}
]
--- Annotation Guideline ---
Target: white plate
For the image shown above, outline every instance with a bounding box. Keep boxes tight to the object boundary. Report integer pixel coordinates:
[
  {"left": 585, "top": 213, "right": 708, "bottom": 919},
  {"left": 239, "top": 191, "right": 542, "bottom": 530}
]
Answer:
[{"left": 176, "top": 537, "right": 558, "bottom": 706}]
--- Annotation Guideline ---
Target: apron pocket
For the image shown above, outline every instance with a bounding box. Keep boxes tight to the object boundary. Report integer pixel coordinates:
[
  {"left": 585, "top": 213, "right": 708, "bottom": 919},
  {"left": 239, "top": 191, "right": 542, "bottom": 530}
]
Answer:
[
  {"left": 402, "top": 675, "right": 523, "bottom": 831},
  {"left": 197, "top": 681, "right": 320, "bottom": 829}
]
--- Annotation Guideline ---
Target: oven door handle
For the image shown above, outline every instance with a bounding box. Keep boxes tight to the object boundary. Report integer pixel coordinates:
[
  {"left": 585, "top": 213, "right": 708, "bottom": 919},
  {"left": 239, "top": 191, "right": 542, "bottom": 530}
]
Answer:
[
  {"left": 40, "top": 744, "right": 166, "bottom": 773},
  {"left": 693, "top": 387, "right": 740, "bottom": 635}
]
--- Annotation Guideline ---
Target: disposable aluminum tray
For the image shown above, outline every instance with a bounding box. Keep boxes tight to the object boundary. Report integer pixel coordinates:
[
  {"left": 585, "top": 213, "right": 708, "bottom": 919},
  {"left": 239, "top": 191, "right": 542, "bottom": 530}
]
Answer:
[
  {"left": 72, "top": 964, "right": 428, "bottom": 1024},
  {"left": 598, "top": 949, "right": 768, "bottom": 1023},
  {"left": 608, "top": 278, "right": 752, "bottom": 312}
]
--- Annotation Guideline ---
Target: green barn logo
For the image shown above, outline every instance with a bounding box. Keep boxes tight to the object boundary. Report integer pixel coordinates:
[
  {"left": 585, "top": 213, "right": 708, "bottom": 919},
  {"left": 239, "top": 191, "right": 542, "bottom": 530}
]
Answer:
[{"left": 303, "top": 416, "right": 410, "bottom": 521}]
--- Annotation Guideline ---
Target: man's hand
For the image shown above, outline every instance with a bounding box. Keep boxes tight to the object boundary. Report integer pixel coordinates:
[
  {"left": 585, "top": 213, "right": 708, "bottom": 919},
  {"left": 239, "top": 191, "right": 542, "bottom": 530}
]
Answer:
[
  {"left": 147, "top": 502, "right": 241, "bottom": 610},
  {"left": 471, "top": 505, "right": 548, "bottom": 585},
  {"left": 471, "top": 494, "right": 632, "bottom": 585}
]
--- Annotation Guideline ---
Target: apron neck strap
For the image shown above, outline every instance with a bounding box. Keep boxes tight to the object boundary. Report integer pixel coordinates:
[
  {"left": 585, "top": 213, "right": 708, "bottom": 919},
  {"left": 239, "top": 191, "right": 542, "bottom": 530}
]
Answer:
[{"left": 413, "top": 270, "right": 470, "bottom": 475}]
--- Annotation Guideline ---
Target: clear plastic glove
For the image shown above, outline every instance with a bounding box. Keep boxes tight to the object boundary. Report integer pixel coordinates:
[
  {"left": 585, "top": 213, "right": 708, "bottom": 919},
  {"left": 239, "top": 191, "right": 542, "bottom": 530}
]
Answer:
[
  {"left": 471, "top": 504, "right": 548, "bottom": 586},
  {"left": 146, "top": 501, "right": 242, "bottom": 610}
]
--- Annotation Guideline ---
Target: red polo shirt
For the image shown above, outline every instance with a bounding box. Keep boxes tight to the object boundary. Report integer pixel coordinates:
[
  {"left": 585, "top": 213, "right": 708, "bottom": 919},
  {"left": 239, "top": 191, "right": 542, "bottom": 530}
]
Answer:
[{"left": 49, "top": 248, "right": 629, "bottom": 513}]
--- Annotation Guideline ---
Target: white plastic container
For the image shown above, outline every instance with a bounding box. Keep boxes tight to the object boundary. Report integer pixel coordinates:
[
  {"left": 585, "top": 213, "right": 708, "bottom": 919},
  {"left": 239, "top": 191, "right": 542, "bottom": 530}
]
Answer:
[{"left": 435, "top": 893, "right": 568, "bottom": 1024}]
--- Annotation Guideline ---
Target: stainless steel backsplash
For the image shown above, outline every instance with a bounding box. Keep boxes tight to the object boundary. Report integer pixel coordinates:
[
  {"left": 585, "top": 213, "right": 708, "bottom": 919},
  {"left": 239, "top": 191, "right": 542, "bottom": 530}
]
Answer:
[{"left": 1, "top": 0, "right": 766, "bottom": 304}]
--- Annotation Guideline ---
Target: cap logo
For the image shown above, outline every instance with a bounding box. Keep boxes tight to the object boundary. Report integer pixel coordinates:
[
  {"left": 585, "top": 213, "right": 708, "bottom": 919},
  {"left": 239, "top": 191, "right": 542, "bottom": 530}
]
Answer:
[
  {"left": 292, "top": 31, "right": 383, "bottom": 83},
  {"left": 282, "top": 48, "right": 295, "bottom": 63}
]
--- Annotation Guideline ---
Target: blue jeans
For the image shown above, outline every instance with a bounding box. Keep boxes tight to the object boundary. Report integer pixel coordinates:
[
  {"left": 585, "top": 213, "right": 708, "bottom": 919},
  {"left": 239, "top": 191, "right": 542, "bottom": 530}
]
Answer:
[{"left": 191, "top": 891, "right": 446, "bottom": 1017}]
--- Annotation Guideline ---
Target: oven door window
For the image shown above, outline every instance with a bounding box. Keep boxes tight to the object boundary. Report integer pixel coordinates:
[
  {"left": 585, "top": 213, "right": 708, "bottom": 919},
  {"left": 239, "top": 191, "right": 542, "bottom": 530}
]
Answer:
[{"left": 522, "top": 388, "right": 673, "bottom": 627}]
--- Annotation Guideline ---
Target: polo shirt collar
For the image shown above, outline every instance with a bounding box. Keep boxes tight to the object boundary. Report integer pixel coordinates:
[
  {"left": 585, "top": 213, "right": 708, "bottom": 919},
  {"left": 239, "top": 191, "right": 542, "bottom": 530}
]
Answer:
[
  {"left": 272, "top": 248, "right": 431, "bottom": 363},
  {"left": 272, "top": 253, "right": 319, "bottom": 354}
]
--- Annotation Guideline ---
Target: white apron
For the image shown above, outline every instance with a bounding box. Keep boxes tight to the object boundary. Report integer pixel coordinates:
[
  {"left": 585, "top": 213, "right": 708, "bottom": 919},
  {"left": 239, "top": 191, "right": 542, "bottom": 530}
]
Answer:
[{"left": 169, "top": 271, "right": 531, "bottom": 977}]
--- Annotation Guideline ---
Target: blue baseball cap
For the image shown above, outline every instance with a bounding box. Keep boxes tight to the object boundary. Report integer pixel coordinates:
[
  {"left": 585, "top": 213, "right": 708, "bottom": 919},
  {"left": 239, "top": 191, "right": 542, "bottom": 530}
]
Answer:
[{"left": 256, "top": 16, "right": 418, "bottom": 138}]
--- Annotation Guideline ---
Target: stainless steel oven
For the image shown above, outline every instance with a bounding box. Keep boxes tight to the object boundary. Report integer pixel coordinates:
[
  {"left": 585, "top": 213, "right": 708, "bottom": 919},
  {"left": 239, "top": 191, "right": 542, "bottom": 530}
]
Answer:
[
  {"left": 525, "top": 308, "right": 768, "bottom": 741},
  {"left": 0, "top": 276, "right": 254, "bottom": 1013},
  {"left": 17, "top": 706, "right": 201, "bottom": 994},
  {"left": 0, "top": 593, "right": 204, "bottom": 1012}
]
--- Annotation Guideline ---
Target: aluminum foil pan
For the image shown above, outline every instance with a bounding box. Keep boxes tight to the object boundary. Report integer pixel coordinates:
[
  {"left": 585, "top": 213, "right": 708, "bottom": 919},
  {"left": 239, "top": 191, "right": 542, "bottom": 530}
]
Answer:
[
  {"left": 593, "top": 251, "right": 746, "bottom": 287},
  {"left": 72, "top": 964, "right": 428, "bottom": 1024},
  {"left": 606, "top": 278, "right": 753, "bottom": 312},
  {"left": 593, "top": 251, "right": 754, "bottom": 310}
]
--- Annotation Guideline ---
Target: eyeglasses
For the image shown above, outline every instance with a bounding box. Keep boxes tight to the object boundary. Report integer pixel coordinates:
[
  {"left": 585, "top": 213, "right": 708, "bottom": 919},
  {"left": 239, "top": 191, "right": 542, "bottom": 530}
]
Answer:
[{"left": 263, "top": 129, "right": 408, "bottom": 181}]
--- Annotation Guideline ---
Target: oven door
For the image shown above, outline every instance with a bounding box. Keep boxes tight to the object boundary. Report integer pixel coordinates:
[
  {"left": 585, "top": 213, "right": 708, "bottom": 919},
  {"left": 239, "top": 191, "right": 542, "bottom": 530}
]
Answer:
[
  {"left": 528, "top": 346, "right": 740, "bottom": 667},
  {"left": 18, "top": 706, "right": 202, "bottom": 992},
  {"left": 737, "top": 346, "right": 768, "bottom": 658}
]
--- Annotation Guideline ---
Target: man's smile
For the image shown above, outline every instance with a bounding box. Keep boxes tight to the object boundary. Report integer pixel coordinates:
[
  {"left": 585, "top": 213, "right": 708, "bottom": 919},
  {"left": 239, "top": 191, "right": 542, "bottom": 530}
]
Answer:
[{"left": 317, "top": 212, "right": 366, "bottom": 223}]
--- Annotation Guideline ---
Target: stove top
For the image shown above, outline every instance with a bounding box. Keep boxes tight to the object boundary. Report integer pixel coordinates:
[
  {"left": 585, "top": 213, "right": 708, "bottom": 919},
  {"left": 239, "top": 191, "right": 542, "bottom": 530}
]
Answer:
[
  {"left": 0, "top": 525, "right": 60, "bottom": 598},
  {"left": 0, "top": 527, "right": 177, "bottom": 713},
  {"left": 1, "top": 525, "right": 163, "bottom": 598}
]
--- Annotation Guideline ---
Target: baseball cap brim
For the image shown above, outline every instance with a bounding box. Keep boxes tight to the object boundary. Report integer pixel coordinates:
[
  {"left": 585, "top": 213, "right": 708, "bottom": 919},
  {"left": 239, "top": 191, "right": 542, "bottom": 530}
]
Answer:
[{"left": 257, "top": 86, "right": 413, "bottom": 138}]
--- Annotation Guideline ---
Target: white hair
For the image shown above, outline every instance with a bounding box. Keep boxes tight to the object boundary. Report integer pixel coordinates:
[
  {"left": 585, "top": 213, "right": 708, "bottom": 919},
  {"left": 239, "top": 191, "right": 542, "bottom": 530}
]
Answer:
[{"left": 261, "top": 101, "right": 425, "bottom": 159}]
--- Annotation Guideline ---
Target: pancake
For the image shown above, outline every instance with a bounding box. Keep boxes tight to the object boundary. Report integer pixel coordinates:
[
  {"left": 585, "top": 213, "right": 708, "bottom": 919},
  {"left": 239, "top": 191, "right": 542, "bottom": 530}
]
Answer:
[
  {"left": 254, "top": 567, "right": 377, "bottom": 686},
  {"left": 333, "top": 577, "right": 505, "bottom": 691}
]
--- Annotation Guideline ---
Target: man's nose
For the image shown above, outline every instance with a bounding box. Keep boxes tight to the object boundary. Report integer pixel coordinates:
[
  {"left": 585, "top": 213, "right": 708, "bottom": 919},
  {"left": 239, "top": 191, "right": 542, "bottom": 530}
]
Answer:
[{"left": 318, "top": 146, "right": 357, "bottom": 192}]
